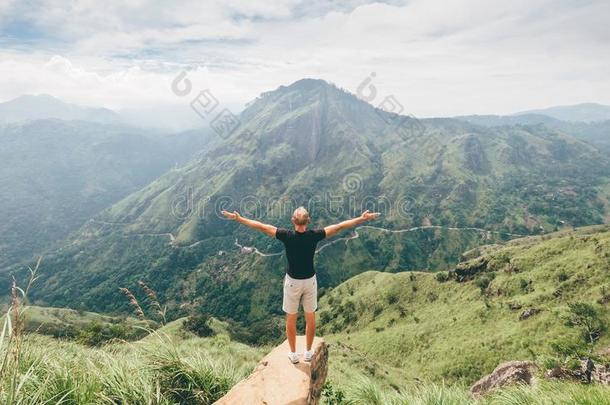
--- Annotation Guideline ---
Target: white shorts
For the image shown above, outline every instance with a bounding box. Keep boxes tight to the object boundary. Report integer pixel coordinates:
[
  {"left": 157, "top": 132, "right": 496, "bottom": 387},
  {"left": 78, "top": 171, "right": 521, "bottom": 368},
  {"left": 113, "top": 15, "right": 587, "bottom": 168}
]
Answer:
[{"left": 282, "top": 273, "right": 317, "bottom": 314}]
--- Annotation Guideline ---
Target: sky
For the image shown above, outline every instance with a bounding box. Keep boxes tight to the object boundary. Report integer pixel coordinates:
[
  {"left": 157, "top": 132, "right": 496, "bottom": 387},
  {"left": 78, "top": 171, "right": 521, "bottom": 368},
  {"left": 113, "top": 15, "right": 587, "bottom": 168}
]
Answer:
[{"left": 0, "top": 0, "right": 609, "bottom": 125}]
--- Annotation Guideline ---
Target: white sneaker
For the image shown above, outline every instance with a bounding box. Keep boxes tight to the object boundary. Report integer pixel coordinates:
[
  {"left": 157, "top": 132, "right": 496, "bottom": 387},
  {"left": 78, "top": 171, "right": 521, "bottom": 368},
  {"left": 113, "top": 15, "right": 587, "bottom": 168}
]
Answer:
[
  {"left": 288, "top": 351, "right": 300, "bottom": 364},
  {"left": 304, "top": 350, "right": 314, "bottom": 362}
]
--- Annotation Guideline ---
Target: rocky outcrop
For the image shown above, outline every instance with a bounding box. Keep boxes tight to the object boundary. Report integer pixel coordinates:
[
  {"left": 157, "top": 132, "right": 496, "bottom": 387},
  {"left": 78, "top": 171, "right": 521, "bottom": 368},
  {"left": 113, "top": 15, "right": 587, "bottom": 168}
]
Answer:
[
  {"left": 216, "top": 336, "right": 328, "bottom": 405},
  {"left": 450, "top": 257, "right": 489, "bottom": 282},
  {"left": 470, "top": 361, "right": 538, "bottom": 396}
]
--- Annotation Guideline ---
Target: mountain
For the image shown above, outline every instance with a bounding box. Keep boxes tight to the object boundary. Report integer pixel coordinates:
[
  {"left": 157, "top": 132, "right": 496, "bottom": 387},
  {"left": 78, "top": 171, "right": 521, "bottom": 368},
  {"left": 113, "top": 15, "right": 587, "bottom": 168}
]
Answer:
[
  {"left": 319, "top": 225, "right": 610, "bottom": 386},
  {"left": 455, "top": 113, "right": 610, "bottom": 152},
  {"left": 0, "top": 94, "right": 122, "bottom": 124},
  {"left": 515, "top": 103, "right": 610, "bottom": 123},
  {"left": 0, "top": 119, "right": 211, "bottom": 268},
  {"left": 15, "top": 79, "right": 610, "bottom": 326}
]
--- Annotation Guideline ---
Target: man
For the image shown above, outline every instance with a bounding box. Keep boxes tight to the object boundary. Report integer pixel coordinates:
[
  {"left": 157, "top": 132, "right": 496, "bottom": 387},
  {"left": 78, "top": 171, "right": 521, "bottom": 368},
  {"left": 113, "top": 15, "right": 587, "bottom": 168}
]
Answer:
[{"left": 221, "top": 206, "right": 380, "bottom": 363}]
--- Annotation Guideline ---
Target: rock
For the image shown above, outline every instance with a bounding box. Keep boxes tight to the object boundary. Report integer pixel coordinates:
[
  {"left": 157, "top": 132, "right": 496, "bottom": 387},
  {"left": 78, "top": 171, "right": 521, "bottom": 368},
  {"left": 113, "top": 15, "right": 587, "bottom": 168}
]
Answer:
[
  {"left": 582, "top": 358, "right": 594, "bottom": 382},
  {"left": 545, "top": 367, "right": 570, "bottom": 379},
  {"left": 470, "top": 361, "right": 538, "bottom": 396},
  {"left": 519, "top": 308, "right": 541, "bottom": 320},
  {"left": 545, "top": 358, "right": 602, "bottom": 384},
  {"left": 216, "top": 336, "right": 328, "bottom": 405},
  {"left": 592, "top": 363, "right": 610, "bottom": 385},
  {"left": 450, "top": 257, "right": 489, "bottom": 282},
  {"left": 597, "top": 294, "right": 610, "bottom": 305}
]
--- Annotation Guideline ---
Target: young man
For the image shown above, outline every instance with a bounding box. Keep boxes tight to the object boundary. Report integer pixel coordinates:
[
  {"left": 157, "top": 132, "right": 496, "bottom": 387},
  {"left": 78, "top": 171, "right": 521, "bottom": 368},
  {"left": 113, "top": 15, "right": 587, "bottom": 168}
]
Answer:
[{"left": 221, "top": 206, "right": 380, "bottom": 363}]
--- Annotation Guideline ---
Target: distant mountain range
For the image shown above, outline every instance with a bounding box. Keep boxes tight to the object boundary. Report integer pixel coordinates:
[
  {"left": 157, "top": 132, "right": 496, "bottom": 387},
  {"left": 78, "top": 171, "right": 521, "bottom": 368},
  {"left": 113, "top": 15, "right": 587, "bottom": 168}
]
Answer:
[
  {"left": 11, "top": 79, "right": 608, "bottom": 326},
  {"left": 515, "top": 102, "right": 610, "bottom": 123},
  {"left": 0, "top": 94, "right": 234, "bottom": 132},
  {"left": 0, "top": 94, "right": 122, "bottom": 125}
]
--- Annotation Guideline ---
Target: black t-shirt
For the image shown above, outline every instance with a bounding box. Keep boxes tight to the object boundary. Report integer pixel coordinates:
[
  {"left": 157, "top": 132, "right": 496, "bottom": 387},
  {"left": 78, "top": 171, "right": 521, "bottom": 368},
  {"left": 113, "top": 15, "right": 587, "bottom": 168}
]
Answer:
[{"left": 275, "top": 228, "right": 326, "bottom": 279}]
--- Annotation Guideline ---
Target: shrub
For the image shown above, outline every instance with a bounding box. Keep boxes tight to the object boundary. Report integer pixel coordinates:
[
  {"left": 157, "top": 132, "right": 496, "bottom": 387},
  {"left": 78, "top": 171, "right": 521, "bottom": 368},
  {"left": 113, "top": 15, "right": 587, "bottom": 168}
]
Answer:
[
  {"left": 564, "top": 302, "right": 607, "bottom": 345},
  {"left": 321, "top": 381, "right": 346, "bottom": 404},
  {"left": 77, "top": 321, "right": 144, "bottom": 346},
  {"left": 435, "top": 272, "right": 450, "bottom": 283},
  {"left": 319, "top": 311, "right": 332, "bottom": 324},
  {"left": 397, "top": 305, "right": 408, "bottom": 318},
  {"left": 386, "top": 291, "right": 399, "bottom": 305},
  {"left": 182, "top": 314, "right": 215, "bottom": 338}
]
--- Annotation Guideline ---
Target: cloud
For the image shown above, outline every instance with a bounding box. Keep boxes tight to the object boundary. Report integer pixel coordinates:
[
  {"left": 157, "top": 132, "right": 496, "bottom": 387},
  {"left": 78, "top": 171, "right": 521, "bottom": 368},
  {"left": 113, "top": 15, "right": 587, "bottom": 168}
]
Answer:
[{"left": 0, "top": 0, "right": 609, "bottom": 124}]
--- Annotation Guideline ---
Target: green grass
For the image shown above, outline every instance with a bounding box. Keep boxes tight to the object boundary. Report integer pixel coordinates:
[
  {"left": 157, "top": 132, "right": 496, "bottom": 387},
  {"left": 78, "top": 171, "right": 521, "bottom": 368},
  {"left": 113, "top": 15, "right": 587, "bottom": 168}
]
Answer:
[
  {"left": 319, "top": 225, "right": 610, "bottom": 387},
  {"left": 17, "top": 305, "right": 146, "bottom": 332}
]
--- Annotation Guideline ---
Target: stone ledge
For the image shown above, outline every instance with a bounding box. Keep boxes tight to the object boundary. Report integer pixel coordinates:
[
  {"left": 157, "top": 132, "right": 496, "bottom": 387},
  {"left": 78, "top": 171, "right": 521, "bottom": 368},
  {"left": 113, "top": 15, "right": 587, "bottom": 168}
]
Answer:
[{"left": 216, "top": 336, "right": 328, "bottom": 405}]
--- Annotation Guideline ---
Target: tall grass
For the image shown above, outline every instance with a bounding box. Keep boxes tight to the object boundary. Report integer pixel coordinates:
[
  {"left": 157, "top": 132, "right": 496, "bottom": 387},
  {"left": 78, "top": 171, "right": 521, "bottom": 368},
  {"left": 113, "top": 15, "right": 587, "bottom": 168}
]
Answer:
[
  {"left": 0, "top": 257, "right": 41, "bottom": 403},
  {"left": 0, "top": 259, "right": 263, "bottom": 404},
  {"left": 0, "top": 331, "right": 259, "bottom": 404}
]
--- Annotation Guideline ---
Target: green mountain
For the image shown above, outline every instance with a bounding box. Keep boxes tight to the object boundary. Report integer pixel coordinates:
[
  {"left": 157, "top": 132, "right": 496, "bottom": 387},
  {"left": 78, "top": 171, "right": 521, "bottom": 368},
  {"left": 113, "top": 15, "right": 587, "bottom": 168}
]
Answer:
[
  {"left": 320, "top": 225, "right": 610, "bottom": 387},
  {"left": 17, "top": 79, "right": 610, "bottom": 326},
  {"left": 0, "top": 119, "right": 209, "bottom": 268},
  {"left": 455, "top": 113, "right": 610, "bottom": 152}
]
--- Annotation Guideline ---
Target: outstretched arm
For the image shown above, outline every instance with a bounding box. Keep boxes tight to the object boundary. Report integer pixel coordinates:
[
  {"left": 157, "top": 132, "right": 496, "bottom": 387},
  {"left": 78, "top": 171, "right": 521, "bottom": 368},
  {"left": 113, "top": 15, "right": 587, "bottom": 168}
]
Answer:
[
  {"left": 324, "top": 210, "right": 380, "bottom": 238},
  {"left": 221, "top": 210, "right": 277, "bottom": 237}
]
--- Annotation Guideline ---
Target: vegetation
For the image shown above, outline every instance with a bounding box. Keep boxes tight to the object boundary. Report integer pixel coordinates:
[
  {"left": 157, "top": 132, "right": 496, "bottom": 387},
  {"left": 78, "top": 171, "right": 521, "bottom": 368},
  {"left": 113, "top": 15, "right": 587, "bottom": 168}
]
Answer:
[
  {"left": 182, "top": 313, "right": 215, "bottom": 338},
  {"left": 319, "top": 226, "right": 610, "bottom": 388},
  {"left": 322, "top": 378, "right": 610, "bottom": 404}
]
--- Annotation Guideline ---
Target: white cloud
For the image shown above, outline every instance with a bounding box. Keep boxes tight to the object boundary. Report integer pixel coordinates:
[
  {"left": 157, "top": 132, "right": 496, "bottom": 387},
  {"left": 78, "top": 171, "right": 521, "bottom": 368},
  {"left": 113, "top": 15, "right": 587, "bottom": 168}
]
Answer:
[{"left": 0, "top": 0, "right": 609, "bottom": 124}]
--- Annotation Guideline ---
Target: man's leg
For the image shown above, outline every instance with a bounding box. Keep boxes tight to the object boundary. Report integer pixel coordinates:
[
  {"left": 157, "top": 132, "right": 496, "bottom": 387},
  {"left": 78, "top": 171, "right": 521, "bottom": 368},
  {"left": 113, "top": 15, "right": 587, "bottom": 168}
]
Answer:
[
  {"left": 286, "top": 312, "right": 298, "bottom": 352},
  {"left": 283, "top": 274, "right": 302, "bottom": 353},
  {"left": 304, "top": 311, "right": 316, "bottom": 351},
  {"left": 302, "top": 275, "right": 318, "bottom": 351}
]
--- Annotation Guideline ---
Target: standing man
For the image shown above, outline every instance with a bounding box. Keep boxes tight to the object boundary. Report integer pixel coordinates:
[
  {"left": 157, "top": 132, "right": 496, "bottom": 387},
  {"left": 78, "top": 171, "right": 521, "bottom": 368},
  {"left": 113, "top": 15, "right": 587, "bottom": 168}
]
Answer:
[{"left": 222, "top": 206, "right": 380, "bottom": 363}]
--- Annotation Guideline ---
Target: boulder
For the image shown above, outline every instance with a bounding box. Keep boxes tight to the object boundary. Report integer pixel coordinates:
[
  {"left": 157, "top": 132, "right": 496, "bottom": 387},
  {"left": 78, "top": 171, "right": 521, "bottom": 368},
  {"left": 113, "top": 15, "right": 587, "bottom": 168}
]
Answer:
[
  {"left": 470, "top": 361, "right": 538, "bottom": 396},
  {"left": 518, "top": 308, "right": 541, "bottom": 320},
  {"left": 215, "top": 336, "right": 328, "bottom": 405}
]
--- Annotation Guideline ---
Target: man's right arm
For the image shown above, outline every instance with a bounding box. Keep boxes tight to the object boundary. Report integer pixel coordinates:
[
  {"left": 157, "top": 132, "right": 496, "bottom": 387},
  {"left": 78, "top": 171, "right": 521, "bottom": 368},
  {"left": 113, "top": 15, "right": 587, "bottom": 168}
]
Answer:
[
  {"left": 324, "top": 210, "right": 380, "bottom": 238},
  {"left": 221, "top": 210, "right": 277, "bottom": 237}
]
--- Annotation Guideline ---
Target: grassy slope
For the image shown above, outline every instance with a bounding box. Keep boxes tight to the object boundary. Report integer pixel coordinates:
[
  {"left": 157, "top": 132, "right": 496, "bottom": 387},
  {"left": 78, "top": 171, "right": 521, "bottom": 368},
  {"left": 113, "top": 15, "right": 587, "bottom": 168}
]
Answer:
[
  {"left": 2, "top": 316, "right": 267, "bottom": 403},
  {"left": 319, "top": 225, "right": 610, "bottom": 387},
  {"left": 22, "top": 305, "right": 146, "bottom": 330}
]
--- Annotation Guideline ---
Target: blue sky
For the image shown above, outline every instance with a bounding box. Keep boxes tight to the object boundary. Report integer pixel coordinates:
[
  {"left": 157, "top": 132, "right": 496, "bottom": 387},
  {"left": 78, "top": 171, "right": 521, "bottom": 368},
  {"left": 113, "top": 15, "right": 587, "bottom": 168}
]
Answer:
[{"left": 0, "top": 0, "right": 609, "bottom": 123}]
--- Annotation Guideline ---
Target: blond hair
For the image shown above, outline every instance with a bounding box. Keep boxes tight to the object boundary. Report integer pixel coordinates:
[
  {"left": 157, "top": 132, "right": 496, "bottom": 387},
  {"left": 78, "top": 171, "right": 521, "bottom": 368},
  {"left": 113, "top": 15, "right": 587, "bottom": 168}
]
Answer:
[{"left": 291, "top": 206, "right": 310, "bottom": 226}]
